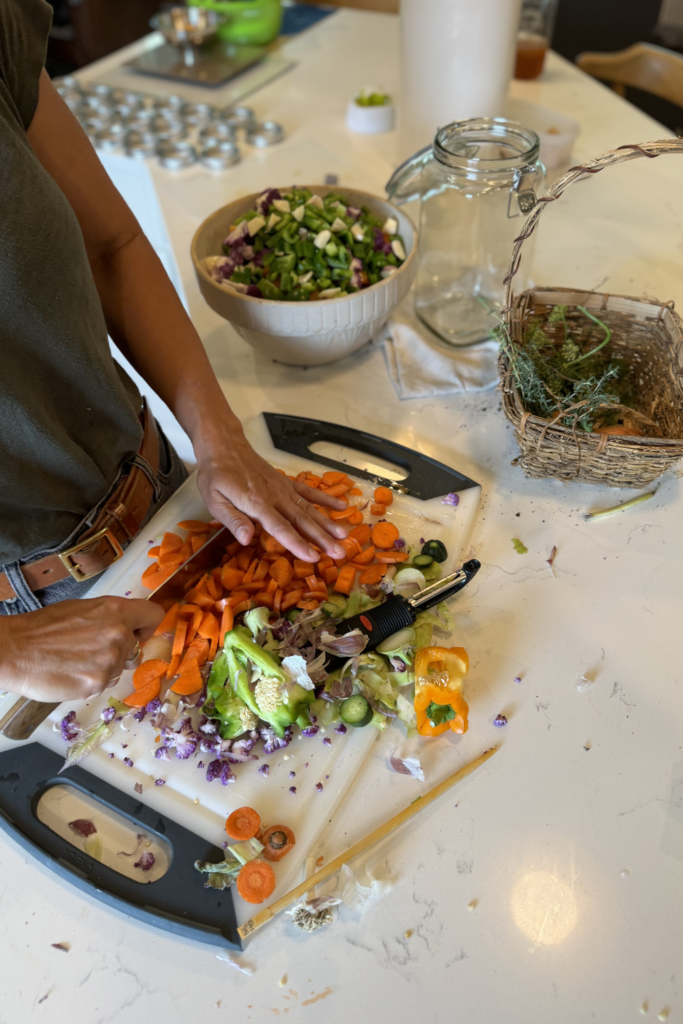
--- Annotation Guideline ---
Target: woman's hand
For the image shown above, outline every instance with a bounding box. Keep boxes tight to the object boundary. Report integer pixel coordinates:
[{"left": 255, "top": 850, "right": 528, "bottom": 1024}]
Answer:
[
  {"left": 0, "top": 597, "right": 163, "bottom": 703},
  {"left": 194, "top": 425, "right": 350, "bottom": 563}
]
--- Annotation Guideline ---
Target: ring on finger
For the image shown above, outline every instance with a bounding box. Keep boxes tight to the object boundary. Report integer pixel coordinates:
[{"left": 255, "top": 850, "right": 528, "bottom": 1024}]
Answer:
[
  {"left": 295, "top": 497, "right": 308, "bottom": 510},
  {"left": 108, "top": 673, "right": 121, "bottom": 688},
  {"left": 124, "top": 639, "right": 142, "bottom": 670}
]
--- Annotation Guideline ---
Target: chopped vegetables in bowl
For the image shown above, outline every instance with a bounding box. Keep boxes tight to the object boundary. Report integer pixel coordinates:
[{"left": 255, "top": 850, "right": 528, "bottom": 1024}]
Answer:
[
  {"left": 205, "top": 187, "right": 408, "bottom": 302},
  {"left": 190, "top": 184, "right": 417, "bottom": 365}
]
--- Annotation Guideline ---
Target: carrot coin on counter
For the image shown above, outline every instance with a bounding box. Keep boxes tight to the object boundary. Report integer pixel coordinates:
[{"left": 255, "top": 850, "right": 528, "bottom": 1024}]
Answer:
[
  {"left": 225, "top": 806, "right": 261, "bottom": 841},
  {"left": 237, "top": 860, "right": 276, "bottom": 904},
  {"left": 261, "top": 824, "right": 296, "bottom": 862}
]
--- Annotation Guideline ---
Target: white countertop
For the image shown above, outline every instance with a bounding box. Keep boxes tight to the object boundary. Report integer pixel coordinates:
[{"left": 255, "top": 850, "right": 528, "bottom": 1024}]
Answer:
[{"left": 3, "top": 11, "right": 683, "bottom": 1023}]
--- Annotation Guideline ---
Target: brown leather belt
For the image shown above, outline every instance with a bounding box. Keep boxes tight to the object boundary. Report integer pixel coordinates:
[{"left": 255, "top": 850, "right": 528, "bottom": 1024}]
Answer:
[{"left": 0, "top": 401, "right": 160, "bottom": 603}]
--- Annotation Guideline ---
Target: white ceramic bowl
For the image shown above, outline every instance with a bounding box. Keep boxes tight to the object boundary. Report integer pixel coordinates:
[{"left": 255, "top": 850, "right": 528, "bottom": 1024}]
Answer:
[{"left": 191, "top": 185, "right": 417, "bottom": 366}]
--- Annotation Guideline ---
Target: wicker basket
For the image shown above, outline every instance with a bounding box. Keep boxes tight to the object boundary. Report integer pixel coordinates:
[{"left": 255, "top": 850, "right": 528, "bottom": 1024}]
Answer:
[{"left": 499, "top": 140, "right": 683, "bottom": 488}]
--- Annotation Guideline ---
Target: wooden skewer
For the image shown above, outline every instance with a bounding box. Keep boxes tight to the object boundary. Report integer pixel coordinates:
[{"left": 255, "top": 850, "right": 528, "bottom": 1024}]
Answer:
[{"left": 238, "top": 745, "right": 497, "bottom": 941}]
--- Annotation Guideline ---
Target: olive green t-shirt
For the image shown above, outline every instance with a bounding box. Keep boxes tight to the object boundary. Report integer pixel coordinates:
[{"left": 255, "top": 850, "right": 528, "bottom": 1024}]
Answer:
[{"left": 0, "top": 0, "right": 144, "bottom": 564}]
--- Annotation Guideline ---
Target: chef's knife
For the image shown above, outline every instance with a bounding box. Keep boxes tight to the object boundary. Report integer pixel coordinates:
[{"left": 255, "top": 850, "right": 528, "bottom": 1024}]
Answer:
[
  {"left": 0, "top": 528, "right": 229, "bottom": 743},
  {"left": 325, "top": 559, "right": 481, "bottom": 669}
]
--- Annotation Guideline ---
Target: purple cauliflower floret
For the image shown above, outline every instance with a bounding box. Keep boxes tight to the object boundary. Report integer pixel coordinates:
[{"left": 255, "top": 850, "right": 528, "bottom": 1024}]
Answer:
[
  {"left": 224, "top": 219, "right": 250, "bottom": 247},
  {"left": 246, "top": 284, "right": 262, "bottom": 298},
  {"left": 289, "top": 786, "right": 297, "bottom": 795},
  {"left": 154, "top": 778, "right": 166, "bottom": 787},
  {"left": 100, "top": 706, "right": 116, "bottom": 724},
  {"left": 350, "top": 256, "right": 366, "bottom": 290},
  {"left": 134, "top": 851, "right": 155, "bottom": 871},
  {"left": 393, "top": 537, "right": 406, "bottom": 550},
  {"left": 133, "top": 707, "right": 147, "bottom": 722},
  {"left": 206, "top": 759, "right": 236, "bottom": 785},
  {"left": 198, "top": 716, "right": 217, "bottom": 735},
  {"left": 347, "top": 205, "right": 361, "bottom": 220},
  {"left": 258, "top": 764, "right": 270, "bottom": 777},
  {"left": 60, "top": 711, "right": 81, "bottom": 743},
  {"left": 145, "top": 698, "right": 162, "bottom": 715},
  {"left": 253, "top": 247, "right": 271, "bottom": 268},
  {"left": 322, "top": 737, "right": 332, "bottom": 747},
  {"left": 199, "top": 735, "right": 220, "bottom": 755},
  {"left": 255, "top": 187, "right": 281, "bottom": 215},
  {"left": 334, "top": 723, "right": 347, "bottom": 735},
  {"left": 154, "top": 745, "right": 172, "bottom": 761},
  {"left": 302, "top": 725, "right": 319, "bottom": 738},
  {"left": 441, "top": 492, "right": 460, "bottom": 507},
  {"left": 259, "top": 725, "right": 293, "bottom": 753},
  {"left": 174, "top": 718, "right": 200, "bottom": 760},
  {"left": 372, "top": 227, "right": 392, "bottom": 255},
  {"left": 316, "top": 782, "right": 323, "bottom": 792},
  {"left": 210, "top": 255, "right": 236, "bottom": 282},
  {"left": 123, "top": 757, "right": 134, "bottom": 767}
]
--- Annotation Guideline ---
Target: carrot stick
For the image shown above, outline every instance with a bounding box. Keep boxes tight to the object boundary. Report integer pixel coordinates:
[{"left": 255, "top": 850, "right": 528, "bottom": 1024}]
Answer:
[
  {"left": 221, "top": 566, "right": 245, "bottom": 590},
  {"left": 172, "top": 618, "right": 188, "bottom": 658},
  {"left": 153, "top": 602, "right": 180, "bottom": 636},
  {"left": 227, "top": 590, "right": 250, "bottom": 608},
  {"left": 334, "top": 564, "right": 357, "bottom": 595},
  {"left": 166, "top": 655, "right": 180, "bottom": 679},
  {"left": 242, "top": 558, "right": 259, "bottom": 585},
  {"left": 273, "top": 589, "right": 283, "bottom": 614},
  {"left": 220, "top": 605, "right": 234, "bottom": 644},
  {"left": 281, "top": 590, "right": 305, "bottom": 611},
  {"left": 232, "top": 599, "right": 255, "bottom": 615}
]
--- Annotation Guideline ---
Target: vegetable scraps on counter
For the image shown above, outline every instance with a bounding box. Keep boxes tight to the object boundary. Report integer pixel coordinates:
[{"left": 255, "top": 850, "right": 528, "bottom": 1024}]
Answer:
[{"left": 205, "top": 187, "right": 407, "bottom": 302}]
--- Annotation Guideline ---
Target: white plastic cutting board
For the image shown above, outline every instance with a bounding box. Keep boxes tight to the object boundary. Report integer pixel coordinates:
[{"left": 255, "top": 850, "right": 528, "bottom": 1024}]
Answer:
[{"left": 25, "top": 417, "right": 480, "bottom": 927}]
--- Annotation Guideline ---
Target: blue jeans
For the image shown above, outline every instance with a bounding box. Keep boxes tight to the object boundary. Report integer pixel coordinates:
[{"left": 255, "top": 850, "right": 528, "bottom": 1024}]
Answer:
[{"left": 0, "top": 424, "right": 188, "bottom": 615}]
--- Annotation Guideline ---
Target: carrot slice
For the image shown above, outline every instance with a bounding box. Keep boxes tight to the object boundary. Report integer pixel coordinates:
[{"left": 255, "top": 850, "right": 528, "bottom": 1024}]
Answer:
[
  {"left": 190, "top": 533, "right": 206, "bottom": 554},
  {"left": 341, "top": 537, "right": 362, "bottom": 558},
  {"left": 183, "top": 589, "right": 215, "bottom": 611},
  {"left": 141, "top": 566, "right": 177, "bottom": 591},
  {"left": 269, "top": 556, "right": 294, "bottom": 589},
  {"left": 225, "top": 806, "right": 261, "bottom": 841},
  {"left": 349, "top": 523, "right": 371, "bottom": 546},
  {"left": 371, "top": 521, "right": 400, "bottom": 549},
  {"left": 324, "top": 482, "right": 352, "bottom": 498},
  {"left": 133, "top": 659, "right": 169, "bottom": 690},
  {"left": 359, "top": 563, "right": 387, "bottom": 585},
  {"left": 329, "top": 507, "right": 355, "bottom": 521},
  {"left": 159, "top": 531, "right": 183, "bottom": 556},
  {"left": 206, "top": 574, "right": 222, "bottom": 601},
  {"left": 322, "top": 566, "right": 338, "bottom": 586},
  {"left": 158, "top": 548, "right": 185, "bottom": 569},
  {"left": 349, "top": 486, "right": 363, "bottom": 496},
  {"left": 253, "top": 559, "right": 269, "bottom": 582},
  {"left": 293, "top": 560, "right": 316, "bottom": 579},
  {"left": 236, "top": 547, "right": 256, "bottom": 571},
  {"left": 255, "top": 592, "right": 274, "bottom": 609},
  {"left": 334, "top": 564, "right": 357, "bottom": 595},
  {"left": 262, "top": 533, "right": 287, "bottom": 555},
  {"left": 352, "top": 545, "right": 376, "bottom": 566},
  {"left": 298, "top": 599, "right": 320, "bottom": 610},
  {"left": 232, "top": 599, "right": 255, "bottom": 615},
  {"left": 147, "top": 546, "right": 161, "bottom": 558},
  {"left": 370, "top": 504, "right": 386, "bottom": 517},
  {"left": 236, "top": 860, "right": 276, "bottom": 904},
  {"left": 220, "top": 604, "right": 234, "bottom": 644},
  {"left": 273, "top": 589, "right": 283, "bottom": 614},
  {"left": 321, "top": 471, "right": 347, "bottom": 486},
  {"left": 347, "top": 510, "right": 364, "bottom": 525},
  {"left": 172, "top": 618, "right": 188, "bottom": 657},
  {"left": 261, "top": 824, "right": 296, "bottom": 862},
  {"left": 153, "top": 602, "right": 180, "bottom": 636},
  {"left": 221, "top": 566, "right": 245, "bottom": 591},
  {"left": 227, "top": 590, "right": 250, "bottom": 608},
  {"left": 374, "top": 486, "right": 394, "bottom": 506},
  {"left": 375, "top": 551, "right": 409, "bottom": 563},
  {"left": 170, "top": 659, "right": 203, "bottom": 695},
  {"left": 266, "top": 577, "right": 278, "bottom": 595},
  {"left": 142, "top": 562, "right": 160, "bottom": 580},
  {"left": 281, "top": 590, "right": 305, "bottom": 611},
  {"left": 242, "top": 558, "right": 259, "bottom": 585},
  {"left": 123, "top": 678, "right": 161, "bottom": 707},
  {"left": 177, "top": 519, "right": 212, "bottom": 532}
]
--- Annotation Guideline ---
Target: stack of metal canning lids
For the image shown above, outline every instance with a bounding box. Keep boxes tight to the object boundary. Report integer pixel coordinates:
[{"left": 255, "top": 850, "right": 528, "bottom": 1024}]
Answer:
[{"left": 54, "top": 78, "right": 286, "bottom": 171}]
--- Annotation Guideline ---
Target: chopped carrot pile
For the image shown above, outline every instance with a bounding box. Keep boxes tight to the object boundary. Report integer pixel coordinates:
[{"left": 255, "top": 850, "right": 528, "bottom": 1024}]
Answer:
[{"left": 124, "top": 471, "right": 404, "bottom": 705}]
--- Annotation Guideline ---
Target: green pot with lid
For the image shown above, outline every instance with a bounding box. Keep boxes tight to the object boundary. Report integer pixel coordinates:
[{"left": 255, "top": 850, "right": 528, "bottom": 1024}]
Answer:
[{"left": 188, "top": 0, "right": 282, "bottom": 46}]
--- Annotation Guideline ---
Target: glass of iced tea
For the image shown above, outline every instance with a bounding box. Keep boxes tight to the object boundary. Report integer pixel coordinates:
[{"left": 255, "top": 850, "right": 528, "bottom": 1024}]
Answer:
[{"left": 515, "top": 0, "right": 558, "bottom": 80}]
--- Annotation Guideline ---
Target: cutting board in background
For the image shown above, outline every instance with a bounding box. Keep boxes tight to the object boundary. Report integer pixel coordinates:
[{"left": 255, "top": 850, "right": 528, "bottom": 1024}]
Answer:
[{"left": 0, "top": 414, "right": 480, "bottom": 947}]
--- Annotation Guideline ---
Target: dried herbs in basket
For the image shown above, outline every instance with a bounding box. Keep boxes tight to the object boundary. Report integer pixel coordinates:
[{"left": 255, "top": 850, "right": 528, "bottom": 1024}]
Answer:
[{"left": 498, "top": 140, "right": 683, "bottom": 488}]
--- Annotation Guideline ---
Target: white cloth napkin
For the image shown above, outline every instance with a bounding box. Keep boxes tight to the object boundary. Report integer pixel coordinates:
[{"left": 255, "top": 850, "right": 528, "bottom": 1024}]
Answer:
[{"left": 378, "top": 297, "right": 500, "bottom": 400}]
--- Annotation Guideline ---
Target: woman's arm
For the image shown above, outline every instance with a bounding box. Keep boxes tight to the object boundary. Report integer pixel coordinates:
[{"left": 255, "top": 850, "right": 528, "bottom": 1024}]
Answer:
[{"left": 26, "top": 71, "right": 347, "bottom": 564}]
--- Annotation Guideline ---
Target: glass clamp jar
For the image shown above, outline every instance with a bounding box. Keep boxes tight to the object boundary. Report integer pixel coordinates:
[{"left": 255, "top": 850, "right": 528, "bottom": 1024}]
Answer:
[{"left": 386, "top": 118, "right": 545, "bottom": 347}]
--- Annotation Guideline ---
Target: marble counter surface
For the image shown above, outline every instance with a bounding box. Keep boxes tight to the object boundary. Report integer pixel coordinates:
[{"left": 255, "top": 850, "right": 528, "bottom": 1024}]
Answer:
[{"left": 2, "top": 10, "right": 682, "bottom": 1024}]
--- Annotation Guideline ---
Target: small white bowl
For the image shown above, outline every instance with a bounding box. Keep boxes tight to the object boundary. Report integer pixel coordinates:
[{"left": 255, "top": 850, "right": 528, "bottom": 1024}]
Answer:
[
  {"left": 346, "top": 98, "right": 395, "bottom": 134},
  {"left": 191, "top": 186, "right": 417, "bottom": 366},
  {"left": 508, "top": 97, "right": 580, "bottom": 169}
]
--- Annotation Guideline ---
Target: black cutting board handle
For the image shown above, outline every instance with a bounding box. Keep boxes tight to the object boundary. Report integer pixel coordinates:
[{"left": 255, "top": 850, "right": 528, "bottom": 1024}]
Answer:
[
  {"left": 0, "top": 744, "right": 241, "bottom": 949},
  {"left": 264, "top": 413, "right": 478, "bottom": 501}
]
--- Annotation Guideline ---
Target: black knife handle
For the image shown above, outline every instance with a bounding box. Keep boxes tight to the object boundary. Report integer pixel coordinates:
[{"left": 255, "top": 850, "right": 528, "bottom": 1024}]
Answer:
[{"left": 264, "top": 412, "right": 479, "bottom": 501}]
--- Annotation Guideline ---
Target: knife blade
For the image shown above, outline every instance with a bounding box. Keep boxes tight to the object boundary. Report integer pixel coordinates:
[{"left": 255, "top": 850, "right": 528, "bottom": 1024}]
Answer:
[{"left": 0, "top": 527, "right": 229, "bottom": 742}]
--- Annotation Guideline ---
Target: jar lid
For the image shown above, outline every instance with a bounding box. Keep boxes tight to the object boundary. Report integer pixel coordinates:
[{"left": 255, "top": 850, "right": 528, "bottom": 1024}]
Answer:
[
  {"left": 200, "top": 141, "right": 241, "bottom": 170},
  {"left": 434, "top": 118, "right": 540, "bottom": 175},
  {"left": 199, "top": 120, "right": 236, "bottom": 142},
  {"left": 157, "top": 141, "right": 197, "bottom": 170},
  {"left": 246, "top": 121, "right": 284, "bottom": 148},
  {"left": 126, "top": 130, "right": 158, "bottom": 158},
  {"left": 222, "top": 106, "right": 256, "bottom": 131}
]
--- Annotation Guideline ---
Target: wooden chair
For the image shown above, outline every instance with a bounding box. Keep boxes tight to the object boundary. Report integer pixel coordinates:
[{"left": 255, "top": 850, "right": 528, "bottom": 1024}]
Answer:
[{"left": 576, "top": 42, "right": 683, "bottom": 107}]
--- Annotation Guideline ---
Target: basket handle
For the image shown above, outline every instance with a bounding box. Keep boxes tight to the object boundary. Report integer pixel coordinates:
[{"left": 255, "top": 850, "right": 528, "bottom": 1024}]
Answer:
[{"left": 503, "top": 139, "right": 683, "bottom": 313}]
